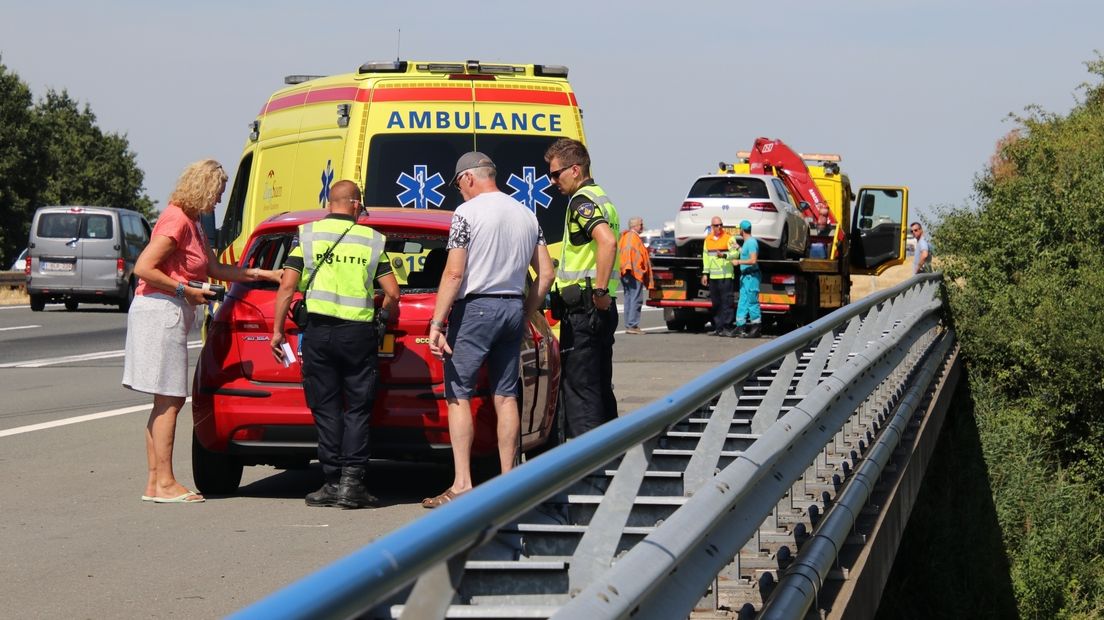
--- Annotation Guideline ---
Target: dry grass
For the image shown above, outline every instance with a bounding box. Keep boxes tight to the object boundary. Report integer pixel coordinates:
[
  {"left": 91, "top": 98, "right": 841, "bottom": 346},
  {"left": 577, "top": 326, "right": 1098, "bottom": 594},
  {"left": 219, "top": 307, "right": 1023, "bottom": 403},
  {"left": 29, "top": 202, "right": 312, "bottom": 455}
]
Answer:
[
  {"left": 850, "top": 263, "right": 915, "bottom": 300},
  {"left": 0, "top": 287, "right": 29, "bottom": 306}
]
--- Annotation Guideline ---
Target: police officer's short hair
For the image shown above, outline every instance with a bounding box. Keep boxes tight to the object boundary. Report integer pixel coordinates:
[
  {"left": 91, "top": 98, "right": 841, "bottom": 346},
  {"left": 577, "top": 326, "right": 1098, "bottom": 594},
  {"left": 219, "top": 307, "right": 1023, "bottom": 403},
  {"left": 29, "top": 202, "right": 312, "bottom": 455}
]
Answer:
[{"left": 544, "top": 138, "right": 591, "bottom": 174}]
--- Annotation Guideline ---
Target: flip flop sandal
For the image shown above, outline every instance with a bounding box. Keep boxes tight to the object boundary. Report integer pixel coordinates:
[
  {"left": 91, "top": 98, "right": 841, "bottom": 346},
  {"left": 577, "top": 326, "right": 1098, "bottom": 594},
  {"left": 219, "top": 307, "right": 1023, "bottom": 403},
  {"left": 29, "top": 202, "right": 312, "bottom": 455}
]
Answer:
[
  {"left": 421, "top": 488, "right": 465, "bottom": 509},
  {"left": 152, "top": 492, "right": 205, "bottom": 504}
]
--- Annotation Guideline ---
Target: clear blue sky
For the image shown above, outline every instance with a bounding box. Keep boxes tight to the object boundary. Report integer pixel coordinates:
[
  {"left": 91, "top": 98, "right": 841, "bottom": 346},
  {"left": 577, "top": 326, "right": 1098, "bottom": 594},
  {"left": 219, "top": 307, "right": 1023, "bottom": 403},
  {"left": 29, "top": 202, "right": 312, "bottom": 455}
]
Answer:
[{"left": 2, "top": 0, "right": 1101, "bottom": 230}]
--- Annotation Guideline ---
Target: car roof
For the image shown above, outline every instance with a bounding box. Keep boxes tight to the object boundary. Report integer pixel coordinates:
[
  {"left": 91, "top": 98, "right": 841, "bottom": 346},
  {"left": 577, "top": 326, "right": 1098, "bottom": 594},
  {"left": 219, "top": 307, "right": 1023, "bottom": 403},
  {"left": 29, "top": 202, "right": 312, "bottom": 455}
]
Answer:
[{"left": 253, "top": 207, "right": 454, "bottom": 236}]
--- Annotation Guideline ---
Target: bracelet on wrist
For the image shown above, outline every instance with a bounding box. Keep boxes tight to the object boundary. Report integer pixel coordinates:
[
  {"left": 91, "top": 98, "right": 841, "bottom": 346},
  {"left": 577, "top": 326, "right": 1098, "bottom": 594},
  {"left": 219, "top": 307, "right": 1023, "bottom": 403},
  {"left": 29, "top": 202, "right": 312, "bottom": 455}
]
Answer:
[{"left": 430, "top": 319, "right": 446, "bottom": 329}]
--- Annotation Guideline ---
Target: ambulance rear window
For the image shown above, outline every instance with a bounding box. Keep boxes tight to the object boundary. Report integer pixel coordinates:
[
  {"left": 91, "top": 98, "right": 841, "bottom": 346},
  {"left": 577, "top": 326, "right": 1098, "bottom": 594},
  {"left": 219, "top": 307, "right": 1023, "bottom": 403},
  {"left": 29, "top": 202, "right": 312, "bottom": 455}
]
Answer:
[
  {"left": 688, "top": 177, "right": 769, "bottom": 200},
  {"left": 362, "top": 133, "right": 570, "bottom": 245}
]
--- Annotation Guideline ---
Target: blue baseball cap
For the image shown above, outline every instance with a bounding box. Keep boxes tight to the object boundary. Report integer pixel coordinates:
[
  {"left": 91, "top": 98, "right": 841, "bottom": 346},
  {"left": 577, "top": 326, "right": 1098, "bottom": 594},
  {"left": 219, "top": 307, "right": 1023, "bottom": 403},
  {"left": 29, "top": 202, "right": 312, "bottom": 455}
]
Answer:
[{"left": 739, "top": 220, "right": 752, "bottom": 232}]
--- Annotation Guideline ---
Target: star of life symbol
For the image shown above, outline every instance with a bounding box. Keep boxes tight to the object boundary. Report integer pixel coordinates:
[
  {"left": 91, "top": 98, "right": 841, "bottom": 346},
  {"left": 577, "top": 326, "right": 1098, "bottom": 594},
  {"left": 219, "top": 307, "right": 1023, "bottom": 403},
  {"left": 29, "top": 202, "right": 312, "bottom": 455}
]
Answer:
[
  {"left": 319, "top": 160, "right": 334, "bottom": 206},
  {"left": 506, "top": 166, "right": 553, "bottom": 213},
  {"left": 395, "top": 165, "right": 446, "bottom": 209}
]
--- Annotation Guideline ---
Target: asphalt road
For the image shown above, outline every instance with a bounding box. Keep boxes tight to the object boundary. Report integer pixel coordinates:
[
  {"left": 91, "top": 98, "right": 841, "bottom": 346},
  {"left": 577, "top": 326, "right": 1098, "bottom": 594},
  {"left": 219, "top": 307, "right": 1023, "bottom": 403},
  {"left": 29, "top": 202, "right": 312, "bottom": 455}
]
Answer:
[{"left": 0, "top": 301, "right": 768, "bottom": 618}]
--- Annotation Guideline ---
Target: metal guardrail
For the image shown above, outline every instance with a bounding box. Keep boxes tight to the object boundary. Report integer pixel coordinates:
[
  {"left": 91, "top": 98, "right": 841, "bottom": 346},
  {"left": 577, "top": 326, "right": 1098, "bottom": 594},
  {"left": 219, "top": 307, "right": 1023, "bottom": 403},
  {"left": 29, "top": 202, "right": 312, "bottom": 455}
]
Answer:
[
  {"left": 234, "top": 273, "right": 950, "bottom": 620},
  {"left": 0, "top": 271, "right": 26, "bottom": 290}
]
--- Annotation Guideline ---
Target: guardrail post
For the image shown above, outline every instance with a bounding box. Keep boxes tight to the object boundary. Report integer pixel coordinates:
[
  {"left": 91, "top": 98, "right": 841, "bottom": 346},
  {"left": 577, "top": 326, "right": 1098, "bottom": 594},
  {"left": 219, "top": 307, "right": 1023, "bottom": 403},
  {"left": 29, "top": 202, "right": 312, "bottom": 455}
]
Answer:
[
  {"left": 684, "top": 382, "right": 743, "bottom": 494},
  {"left": 751, "top": 352, "right": 799, "bottom": 434},
  {"left": 567, "top": 438, "right": 657, "bottom": 595},
  {"left": 398, "top": 552, "right": 469, "bottom": 619},
  {"left": 795, "top": 332, "right": 834, "bottom": 397}
]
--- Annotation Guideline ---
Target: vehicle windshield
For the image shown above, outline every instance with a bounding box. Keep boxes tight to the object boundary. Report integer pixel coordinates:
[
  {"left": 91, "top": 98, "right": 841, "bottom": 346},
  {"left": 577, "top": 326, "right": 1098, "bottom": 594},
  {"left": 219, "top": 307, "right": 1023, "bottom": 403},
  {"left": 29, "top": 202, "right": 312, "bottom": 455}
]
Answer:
[
  {"left": 241, "top": 229, "right": 449, "bottom": 292},
  {"left": 687, "top": 177, "right": 769, "bottom": 200},
  {"left": 362, "top": 133, "right": 569, "bottom": 244}
]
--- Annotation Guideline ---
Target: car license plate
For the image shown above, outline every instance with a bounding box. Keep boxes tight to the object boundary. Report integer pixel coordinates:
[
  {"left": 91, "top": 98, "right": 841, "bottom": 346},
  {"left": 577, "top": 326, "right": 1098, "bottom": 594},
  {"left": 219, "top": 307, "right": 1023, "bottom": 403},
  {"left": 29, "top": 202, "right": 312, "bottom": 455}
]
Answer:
[
  {"left": 43, "top": 261, "right": 74, "bottom": 272},
  {"left": 378, "top": 333, "right": 395, "bottom": 357}
]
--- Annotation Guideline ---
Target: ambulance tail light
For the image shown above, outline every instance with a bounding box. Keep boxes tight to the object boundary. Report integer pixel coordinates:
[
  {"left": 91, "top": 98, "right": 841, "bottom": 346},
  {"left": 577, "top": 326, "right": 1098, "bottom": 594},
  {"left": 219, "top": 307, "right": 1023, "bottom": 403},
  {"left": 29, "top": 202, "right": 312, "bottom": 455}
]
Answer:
[
  {"left": 680, "top": 201, "right": 703, "bottom": 211},
  {"left": 358, "top": 61, "right": 408, "bottom": 74},
  {"left": 749, "top": 202, "right": 777, "bottom": 212},
  {"left": 534, "top": 64, "right": 569, "bottom": 77}
]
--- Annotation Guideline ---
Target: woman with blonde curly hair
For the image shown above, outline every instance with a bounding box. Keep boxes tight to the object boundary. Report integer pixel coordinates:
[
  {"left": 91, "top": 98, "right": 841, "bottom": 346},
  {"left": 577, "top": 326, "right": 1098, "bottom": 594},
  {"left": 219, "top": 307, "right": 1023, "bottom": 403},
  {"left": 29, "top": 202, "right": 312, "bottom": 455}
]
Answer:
[{"left": 123, "top": 159, "right": 281, "bottom": 503}]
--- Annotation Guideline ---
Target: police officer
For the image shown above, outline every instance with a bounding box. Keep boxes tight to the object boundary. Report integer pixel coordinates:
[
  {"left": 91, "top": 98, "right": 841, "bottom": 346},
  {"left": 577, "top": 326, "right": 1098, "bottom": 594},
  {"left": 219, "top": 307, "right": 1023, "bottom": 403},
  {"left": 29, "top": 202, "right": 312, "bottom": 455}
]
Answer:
[
  {"left": 732, "top": 219, "right": 762, "bottom": 338},
  {"left": 545, "top": 138, "right": 620, "bottom": 437},
  {"left": 271, "top": 180, "right": 400, "bottom": 509}
]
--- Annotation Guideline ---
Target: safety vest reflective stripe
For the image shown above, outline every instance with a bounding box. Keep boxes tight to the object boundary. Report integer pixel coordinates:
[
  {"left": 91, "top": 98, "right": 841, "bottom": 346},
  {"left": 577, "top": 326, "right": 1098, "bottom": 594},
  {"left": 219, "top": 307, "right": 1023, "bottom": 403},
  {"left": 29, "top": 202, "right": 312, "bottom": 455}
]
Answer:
[
  {"left": 556, "top": 184, "right": 621, "bottom": 295},
  {"left": 306, "top": 289, "right": 373, "bottom": 308},
  {"left": 297, "top": 220, "right": 384, "bottom": 322}
]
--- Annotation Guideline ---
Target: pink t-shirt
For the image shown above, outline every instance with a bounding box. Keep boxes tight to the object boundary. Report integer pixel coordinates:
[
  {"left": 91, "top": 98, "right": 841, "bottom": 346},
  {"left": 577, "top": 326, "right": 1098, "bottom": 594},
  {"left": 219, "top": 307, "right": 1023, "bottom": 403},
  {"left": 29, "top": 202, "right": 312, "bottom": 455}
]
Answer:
[{"left": 136, "top": 204, "right": 211, "bottom": 296}]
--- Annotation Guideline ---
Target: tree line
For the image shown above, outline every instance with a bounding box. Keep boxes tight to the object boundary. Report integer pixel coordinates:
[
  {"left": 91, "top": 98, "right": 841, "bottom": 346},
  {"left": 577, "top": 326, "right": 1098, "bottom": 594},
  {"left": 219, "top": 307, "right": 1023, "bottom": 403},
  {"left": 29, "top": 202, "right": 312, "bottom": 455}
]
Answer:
[{"left": 0, "top": 58, "right": 154, "bottom": 267}]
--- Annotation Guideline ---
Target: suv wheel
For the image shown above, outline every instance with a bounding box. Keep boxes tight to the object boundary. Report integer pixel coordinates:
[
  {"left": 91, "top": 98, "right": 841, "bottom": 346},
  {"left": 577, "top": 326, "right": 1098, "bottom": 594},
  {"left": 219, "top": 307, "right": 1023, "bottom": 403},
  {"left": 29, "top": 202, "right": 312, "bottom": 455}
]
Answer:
[
  {"left": 30, "top": 294, "right": 45, "bottom": 312},
  {"left": 118, "top": 278, "right": 135, "bottom": 312},
  {"left": 191, "top": 431, "right": 244, "bottom": 495},
  {"left": 64, "top": 300, "right": 79, "bottom": 311}
]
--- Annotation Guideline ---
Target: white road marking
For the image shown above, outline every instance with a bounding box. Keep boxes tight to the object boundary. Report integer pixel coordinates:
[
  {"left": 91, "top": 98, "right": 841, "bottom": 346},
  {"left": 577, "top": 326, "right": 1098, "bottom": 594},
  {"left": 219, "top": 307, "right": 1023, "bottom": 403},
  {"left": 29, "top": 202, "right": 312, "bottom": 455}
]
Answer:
[
  {"left": 0, "top": 399, "right": 190, "bottom": 439},
  {"left": 0, "top": 340, "right": 203, "bottom": 368},
  {"left": 615, "top": 325, "right": 669, "bottom": 335},
  {"left": 0, "top": 324, "right": 40, "bottom": 332}
]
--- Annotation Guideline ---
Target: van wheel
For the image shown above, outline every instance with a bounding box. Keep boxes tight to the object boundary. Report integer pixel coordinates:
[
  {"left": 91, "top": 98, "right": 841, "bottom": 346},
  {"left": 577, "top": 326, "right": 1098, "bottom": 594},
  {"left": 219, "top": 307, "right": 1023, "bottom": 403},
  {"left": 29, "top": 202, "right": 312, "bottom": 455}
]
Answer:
[
  {"left": 30, "top": 295, "right": 45, "bottom": 312},
  {"left": 64, "top": 300, "right": 78, "bottom": 311},
  {"left": 118, "top": 278, "right": 135, "bottom": 312},
  {"left": 192, "top": 431, "right": 243, "bottom": 495}
]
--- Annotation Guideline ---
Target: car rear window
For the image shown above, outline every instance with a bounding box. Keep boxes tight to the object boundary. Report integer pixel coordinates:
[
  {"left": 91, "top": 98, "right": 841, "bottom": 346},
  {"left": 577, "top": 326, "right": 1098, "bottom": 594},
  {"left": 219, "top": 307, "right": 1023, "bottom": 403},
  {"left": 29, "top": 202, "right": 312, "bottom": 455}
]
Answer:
[
  {"left": 244, "top": 229, "right": 449, "bottom": 291},
  {"left": 36, "top": 213, "right": 114, "bottom": 239},
  {"left": 687, "top": 178, "right": 769, "bottom": 199}
]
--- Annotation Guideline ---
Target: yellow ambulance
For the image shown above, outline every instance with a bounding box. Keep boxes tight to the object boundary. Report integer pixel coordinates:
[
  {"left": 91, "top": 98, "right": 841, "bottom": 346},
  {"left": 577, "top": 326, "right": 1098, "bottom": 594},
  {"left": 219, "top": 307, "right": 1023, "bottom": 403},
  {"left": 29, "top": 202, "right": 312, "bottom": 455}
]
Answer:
[{"left": 215, "top": 59, "right": 587, "bottom": 268}]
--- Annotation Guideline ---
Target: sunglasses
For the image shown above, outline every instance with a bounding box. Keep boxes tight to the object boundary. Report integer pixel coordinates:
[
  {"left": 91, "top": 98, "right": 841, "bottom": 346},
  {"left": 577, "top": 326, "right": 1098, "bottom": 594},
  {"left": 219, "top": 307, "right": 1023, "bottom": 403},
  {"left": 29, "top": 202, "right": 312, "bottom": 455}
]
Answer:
[
  {"left": 549, "top": 164, "right": 575, "bottom": 181},
  {"left": 911, "top": 227, "right": 921, "bottom": 232},
  {"left": 452, "top": 171, "right": 471, "bottom": 189}
]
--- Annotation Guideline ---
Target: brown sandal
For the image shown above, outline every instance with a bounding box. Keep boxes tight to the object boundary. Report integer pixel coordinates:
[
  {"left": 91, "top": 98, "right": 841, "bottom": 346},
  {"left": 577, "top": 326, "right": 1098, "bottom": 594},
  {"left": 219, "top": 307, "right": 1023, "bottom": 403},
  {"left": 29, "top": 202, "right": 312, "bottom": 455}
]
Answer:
[{"left": 421, "top": 488, "right": 466, "bottom": 509}]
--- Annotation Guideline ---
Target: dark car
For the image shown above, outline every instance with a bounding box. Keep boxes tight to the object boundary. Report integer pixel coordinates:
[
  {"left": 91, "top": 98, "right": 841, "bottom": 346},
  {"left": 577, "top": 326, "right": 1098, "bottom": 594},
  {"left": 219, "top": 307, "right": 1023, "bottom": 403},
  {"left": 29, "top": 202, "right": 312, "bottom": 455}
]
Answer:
[
  {"left": 190, "top": 208, "right": 562, "bottom": 494},
  {"left": 647, "top": 237, "right": 676, "bottom": 256}
]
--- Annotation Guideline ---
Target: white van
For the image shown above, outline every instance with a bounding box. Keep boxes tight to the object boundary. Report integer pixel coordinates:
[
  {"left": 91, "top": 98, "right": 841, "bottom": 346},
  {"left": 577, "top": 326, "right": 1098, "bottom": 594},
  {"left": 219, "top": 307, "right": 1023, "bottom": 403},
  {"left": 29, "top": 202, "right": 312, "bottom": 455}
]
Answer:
[{"left": 26, "top": 206, "right": 151, "bottom": 312}]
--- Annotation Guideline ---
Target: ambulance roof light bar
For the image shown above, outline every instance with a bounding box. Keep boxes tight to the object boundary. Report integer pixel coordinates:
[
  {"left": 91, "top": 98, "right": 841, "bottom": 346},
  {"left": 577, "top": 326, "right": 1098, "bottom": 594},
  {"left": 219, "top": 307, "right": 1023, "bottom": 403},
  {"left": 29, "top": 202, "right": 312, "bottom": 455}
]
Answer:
[
  {"left": 534, "top": 64, "right": 569, "bottom": 77},
  {"left": 285, "top": 75, "right": 325, "bottom": 85},
  {"left": 358, "top": 60, "right": 408, "bottom": 74}
]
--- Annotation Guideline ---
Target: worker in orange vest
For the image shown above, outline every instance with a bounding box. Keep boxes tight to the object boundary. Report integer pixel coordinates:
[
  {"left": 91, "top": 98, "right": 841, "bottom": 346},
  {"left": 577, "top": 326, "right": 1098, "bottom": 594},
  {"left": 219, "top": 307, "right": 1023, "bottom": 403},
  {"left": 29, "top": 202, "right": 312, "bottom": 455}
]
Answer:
[{"left": 618, "top": 216, "right": 653, "bottom": 335}]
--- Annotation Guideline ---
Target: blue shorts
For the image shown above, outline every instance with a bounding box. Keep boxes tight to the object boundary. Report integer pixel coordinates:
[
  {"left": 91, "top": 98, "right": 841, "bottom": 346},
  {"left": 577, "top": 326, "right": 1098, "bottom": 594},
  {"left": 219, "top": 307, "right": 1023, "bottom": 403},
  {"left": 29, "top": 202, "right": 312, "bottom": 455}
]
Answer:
[{"left": 444, "top": 297, "right": 525, "bottom": 400}]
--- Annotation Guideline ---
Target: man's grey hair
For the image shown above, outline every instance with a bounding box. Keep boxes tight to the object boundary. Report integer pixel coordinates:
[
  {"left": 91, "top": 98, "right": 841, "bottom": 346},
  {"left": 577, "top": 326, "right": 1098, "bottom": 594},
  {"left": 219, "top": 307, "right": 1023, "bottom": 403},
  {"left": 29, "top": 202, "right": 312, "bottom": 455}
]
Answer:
[
  {"left": 471, "top": 165, "right": 496, "bottom": 180},
  {"left": 628, "top": 216, "right": 643, "bottom": 228}
]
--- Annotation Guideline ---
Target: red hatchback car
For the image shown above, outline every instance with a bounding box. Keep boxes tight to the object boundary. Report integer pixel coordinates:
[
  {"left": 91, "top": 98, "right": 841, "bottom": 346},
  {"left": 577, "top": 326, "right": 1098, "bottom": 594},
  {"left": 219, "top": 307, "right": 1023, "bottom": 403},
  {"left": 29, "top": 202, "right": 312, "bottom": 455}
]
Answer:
[{"left": 190, "top": 208, "right": 561, "bottom": 494}]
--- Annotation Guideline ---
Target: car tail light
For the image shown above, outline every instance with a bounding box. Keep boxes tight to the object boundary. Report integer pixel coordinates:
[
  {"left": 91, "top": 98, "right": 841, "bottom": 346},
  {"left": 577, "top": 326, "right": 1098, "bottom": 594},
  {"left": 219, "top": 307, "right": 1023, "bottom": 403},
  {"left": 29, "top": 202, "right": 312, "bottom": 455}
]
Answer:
[
  {"left": 116, "top": 258, "right": 125, "bottom": 278},
  {"left": 24, "top": 256, "right": 31, "bottom": 275},
  {"left": 680, "top": 201, "right": 703, "bottom": 211},
  {"left": 233, "top": 300, "right": 268, "bottom": 332},
  {"left": 770, "top": 275, "right": 796, "bottom": 285},
  {"left": 749, "top": 202, "right": 777, "bottom": 212},
  {"left": 232, "top": 426, "right": 265, "bottom": 442}
]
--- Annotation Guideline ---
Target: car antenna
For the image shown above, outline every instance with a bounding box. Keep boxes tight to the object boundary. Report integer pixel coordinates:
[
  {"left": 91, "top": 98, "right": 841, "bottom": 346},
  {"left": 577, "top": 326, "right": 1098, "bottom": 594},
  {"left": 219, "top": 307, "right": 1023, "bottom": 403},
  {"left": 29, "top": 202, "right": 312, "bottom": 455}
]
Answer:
[{"left": 395, "top": 28, "right": 401, "bottom": 61}]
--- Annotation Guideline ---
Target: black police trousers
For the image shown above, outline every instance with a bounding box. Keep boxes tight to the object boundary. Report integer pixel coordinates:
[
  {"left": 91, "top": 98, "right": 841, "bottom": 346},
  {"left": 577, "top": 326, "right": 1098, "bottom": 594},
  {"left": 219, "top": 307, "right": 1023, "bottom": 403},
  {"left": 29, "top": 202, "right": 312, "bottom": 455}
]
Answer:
[
  {"left": 559, "top": 302, "right": 619, "bottom": 438},
  {"left": 300, "top": 316, "right": 378, "bottom": 483}
]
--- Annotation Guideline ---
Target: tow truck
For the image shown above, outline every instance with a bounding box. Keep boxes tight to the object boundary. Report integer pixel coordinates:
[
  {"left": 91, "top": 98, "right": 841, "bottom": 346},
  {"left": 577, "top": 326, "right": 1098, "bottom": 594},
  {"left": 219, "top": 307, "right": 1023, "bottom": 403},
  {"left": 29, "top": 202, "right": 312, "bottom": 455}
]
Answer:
[{"left": 648, "top": 137, "right": 909, "bottom": 331}]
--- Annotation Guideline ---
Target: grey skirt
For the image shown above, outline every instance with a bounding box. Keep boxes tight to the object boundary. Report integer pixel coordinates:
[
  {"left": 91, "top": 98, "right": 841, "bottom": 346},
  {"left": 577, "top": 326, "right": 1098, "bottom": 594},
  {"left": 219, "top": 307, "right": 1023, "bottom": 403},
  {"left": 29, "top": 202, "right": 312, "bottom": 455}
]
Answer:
[{"left": 122, "top": 293, "right": 196, "bottom": 397}]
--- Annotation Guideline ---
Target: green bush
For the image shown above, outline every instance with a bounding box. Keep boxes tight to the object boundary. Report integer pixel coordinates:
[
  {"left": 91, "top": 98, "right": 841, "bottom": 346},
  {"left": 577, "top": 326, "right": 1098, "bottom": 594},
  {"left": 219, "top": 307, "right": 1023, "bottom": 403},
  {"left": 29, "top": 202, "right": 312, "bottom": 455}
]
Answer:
[{"left": 936, "top": 56, "right": 1104, "bottom": 617}]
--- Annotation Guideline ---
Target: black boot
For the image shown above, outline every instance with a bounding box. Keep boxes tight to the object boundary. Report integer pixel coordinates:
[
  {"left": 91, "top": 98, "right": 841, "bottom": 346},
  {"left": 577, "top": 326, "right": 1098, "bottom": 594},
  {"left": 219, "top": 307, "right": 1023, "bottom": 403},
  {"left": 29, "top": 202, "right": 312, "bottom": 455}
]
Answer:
[
  {"left": 741, "top": 322, "right": 762, "bottom": 338},
  {"left": 305, "top": 482, "right": 340, "bottom": 507},
  {"left": 335, "top": 466, "right": 377, "bottom": 509}
]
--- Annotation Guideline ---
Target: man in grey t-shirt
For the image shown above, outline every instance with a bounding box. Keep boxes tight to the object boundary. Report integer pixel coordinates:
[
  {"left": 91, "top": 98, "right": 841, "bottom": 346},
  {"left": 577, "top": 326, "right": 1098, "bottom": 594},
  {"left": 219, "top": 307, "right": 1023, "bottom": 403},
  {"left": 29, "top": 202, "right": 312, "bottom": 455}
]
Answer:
[
  {"left": 423, "top": 152, "right": 555, "bottom": 508},
  {"left": 911, "top": 221, "right": 931, "bottom": 273}
]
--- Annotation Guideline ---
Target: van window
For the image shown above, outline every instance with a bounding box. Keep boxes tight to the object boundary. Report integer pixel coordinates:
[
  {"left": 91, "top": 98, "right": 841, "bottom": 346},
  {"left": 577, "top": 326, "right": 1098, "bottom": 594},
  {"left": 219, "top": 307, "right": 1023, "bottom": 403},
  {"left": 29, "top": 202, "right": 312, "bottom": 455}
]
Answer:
[
  {"left": 37, "top": 213, "right": 82, "bottom": 238},
  {"left": 688, "top": 178, "right": 769, "bottom": 200},
  {"left": 84, "top": 214, "right": 113, "bottom": 239},
  {"left": 362, "top": 134, "right": 570, "bottom": 244}
]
